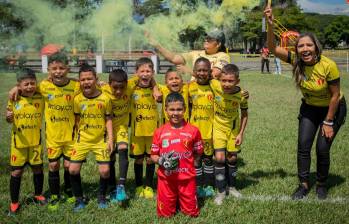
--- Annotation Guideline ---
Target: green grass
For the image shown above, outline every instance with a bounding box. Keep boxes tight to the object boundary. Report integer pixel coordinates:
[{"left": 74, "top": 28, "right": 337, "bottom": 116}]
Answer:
[{"left": 0, "top": 71, "right": 348, "bottom": 224}]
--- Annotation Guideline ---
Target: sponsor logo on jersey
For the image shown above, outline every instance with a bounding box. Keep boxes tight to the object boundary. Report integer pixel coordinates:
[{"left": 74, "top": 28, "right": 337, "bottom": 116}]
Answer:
[
  {"left": 113, "top": 103, "right": 128, "bottom": 111},
  {"left": 97, "top": 103, "right": 103, "bottom": 109},
  {"left": 11, "top": 155, "right": 17, "bottom": 162},
  {"left": 47, "top": 94, "right": 54, "bottom": 100},
  {"left": 207, "top": 94, "right": 213, "bottom": 101},
  {"left": 135, "top": 114, "right": 155, "bottom": 122},
  {"left": 50, "top": 116, "right": 69, "bottom": 123},
  {"left": 317, "top": 78, "right": 325, "bottom": 86},
  {"left": 83, "top": 123, "right": 103, "bottom": 130},
  {"left": 34, "top": 103, "right": 40, "bottom": 109},
  {"left": 160, "top": 132, "right": 171, "bottom": 138},
  {"left": 81, "top": 104, "right": 87, "bottom": 111},
  {"left": 15, "top": 112, "right": 41, "bottom": 120},
  {"left": 48, "top": 103, "right": 73, "bottom": 111},
  {"left": 134, "top": 103, "right": 157, "bottom": 110},
  {"left": 132, "top": 93, "right": 139, "bottom": 100},
  {"left": 170, "top": 138, "right": 180, "bottom": 144},
  {"left": 162, "top": 139, "right": 169, "bottom": 148},
  {"left": 180, "top": 132, "right": 192, "bottom": 138},
  {"left": 17, "top": 124, "right": 38, "bottom": 130},
  {"left": 81, "top": 113, "right": 103, "bottom": 119},
  {"left": 122, "top": 95, "right": 128, "bottom": 100},
  {"left": 193, "top": 115, "right": 209, "bottom": 122},
  {"left": 14, "top": 103, "right": 21, "bottom": 110},
  {"left": 65, "top": 94, "right": 72, "bottom": 101},
  {"left": 192, "top": 104, "right": 213, "bottom": 110}
]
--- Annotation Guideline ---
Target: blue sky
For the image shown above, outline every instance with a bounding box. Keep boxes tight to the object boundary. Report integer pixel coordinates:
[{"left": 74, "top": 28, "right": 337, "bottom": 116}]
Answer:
[{"left": 297, "top": 0, "right": 349, "bottom": 15}]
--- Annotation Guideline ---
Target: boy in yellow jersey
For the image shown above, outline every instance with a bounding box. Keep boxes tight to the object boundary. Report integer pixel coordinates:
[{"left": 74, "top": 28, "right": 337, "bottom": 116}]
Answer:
[
  {"left": 211, "top": 64, "right": 248, "bottom": 205},
  {"left": 40, "top": 52, "right": 80, "bottom": 210},
  {"left": 157, "top": 67, "right": 189, "bottom": 124},
  {"left": 101, "top": 69, "right": 134, "bottom": 202},
  {"left": 130, "top": 57, "right": 159, "bottom": 199},
  {"left": 189, "top": 57, "right": 215, "bottom": 198},
  {"left": 7, "top": 52, "right": 79, "bottom": 210},
  {"left": 69, "top": 64, "right": 113, "bottom": 211},
  {"left": 6, "top": 69, "right": 46, "bottom": 215}
]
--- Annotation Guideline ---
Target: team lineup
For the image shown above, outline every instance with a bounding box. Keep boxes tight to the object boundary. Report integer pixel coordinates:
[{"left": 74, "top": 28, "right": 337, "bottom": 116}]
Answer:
[{"left": 5, "top": 6, "right": 347, "bottom": 218}]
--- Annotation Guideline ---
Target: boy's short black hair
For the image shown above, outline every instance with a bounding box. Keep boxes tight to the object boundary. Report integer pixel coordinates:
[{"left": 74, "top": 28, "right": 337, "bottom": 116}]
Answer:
[
  {"left": 165, "top": 92, "right": 185, "bottom": 107},
  {"left": 48, "top": 51, "right": 69, "bottom": 65},
  {"left": 135, "top": 57, "right": 154, "bottom": 71},
  {"left": 16, "top": 68, "right": 36, "bottom": 82},
  {"left": 79, "top": 63, "right": 96, "bottom": 77},
  {"left": 222, "top": 64, "right": 239, "bottom": 78},
  {"left": 109, "top": 69, "right": 127, "bottom": 83},
  {"left": 165, "top": 66, "right": 181, "bottom": 80},
  {"left": 194, "top": 57, "right": 210, "bottom": 68}
]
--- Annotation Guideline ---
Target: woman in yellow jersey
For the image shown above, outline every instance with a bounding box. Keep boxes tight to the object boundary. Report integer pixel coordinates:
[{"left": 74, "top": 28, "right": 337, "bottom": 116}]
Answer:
[
  {"left": 265, "top": 7, "right": 347, "bottom": 200},
  {"left": 146, "top": 28, "right": 230, "bottom": 80}
]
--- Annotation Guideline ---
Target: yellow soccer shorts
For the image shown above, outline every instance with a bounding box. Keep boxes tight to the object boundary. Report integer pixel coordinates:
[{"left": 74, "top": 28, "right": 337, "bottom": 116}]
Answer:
[
  {"left": 46, "top": 139, "right": 75, "bottom": 162},
  {"left": 115, "top": 126, "right": 129, "bottom": 146},
  {"left": 202, "top": 139, "right": 213, "bottom": 156},
  {"left": 70, "top": 141, "right": 110, "bottom": 163},
  {"left": 130, "top": 136, "right": 152, "bottom": 158},
  {"left": 10, "top": 144, "right": 43, "bottom": 169},
  {"left": 213, "top": 127, "right": 241, "bottom": 153}
]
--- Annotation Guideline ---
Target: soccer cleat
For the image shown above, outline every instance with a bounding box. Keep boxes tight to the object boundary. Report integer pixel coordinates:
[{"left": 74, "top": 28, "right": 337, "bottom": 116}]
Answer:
[
  {"left": 34, "top": 195, "right": 47, "bottom": 205},
  {"left": 48, "top": 195, "right": 60, "bottom": 211},
  {"left": 316, "top": 185, "right": 327, "bottom": 200},
  {"left": 97, "top": 196, "right": 108, "bottom": 209},
  {"left": 197, "top": 186, "right": 206, "bottom": 198},
  {"left": 116, "top": 185, "right": 127, "bottom": 202},
  {"left": 228, "top": 187, "right": 242, "bottom": 198},
  {"left": 204, "top": 186, "right": 215, "bottom": 197},
  {"left": 291, "top": 184, "right": 309, "bottom": 200},
  {"left": 143, "top": 186, "right": 154, "bottom": 199},
  {"left": 64, "top": 189, "right": 76, "bottom": 204},
  {"left": 8, "top": 202, "right": 20, "bottom": 215},
  {"left": 135, "top": 186, "right": 144, "bottom": 198},
  {"left": 214, "top": 192, "right": 226, "bottom": 206},
  {"left": 110, "top": 189, "right": 118, "bottom": 203},
  {"left": 73, "top": 198, "right": 86, "bottom": 212}
]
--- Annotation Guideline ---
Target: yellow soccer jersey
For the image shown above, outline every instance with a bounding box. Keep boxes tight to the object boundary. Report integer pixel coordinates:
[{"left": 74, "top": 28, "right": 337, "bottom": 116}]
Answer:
[
  {"left": 289, "top": 53, "right": 344, "bottom": 107},
  {"left": 130, "top": 86, "right": 159, "bottom": 137},
  {"left": 188, "top": 82, "right": 214, "bottom": 139},
  {"left": 38, "top": 80, "right": 80, "bottom": 143},
  {"left": 181, "top": 50, "right": 231, "bottom": 70},
  {"left": 101, "top": 84, "right": 132, "bottom": 128},
  {"left": 158, "top": 84, "right": 189, "bottom": 123},
  {"left": 74, "top": 92, "right": 112, "bottom": 144},
  {"left": 210, "top": 79, "right": 248, "bottom": 131},
  {"left": 7, "top": 93, "right": 44, "bottom": 148}
]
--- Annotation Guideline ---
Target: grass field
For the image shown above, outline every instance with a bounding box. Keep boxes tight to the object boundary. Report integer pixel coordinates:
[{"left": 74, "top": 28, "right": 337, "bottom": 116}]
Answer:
[{"left": 0, "top": 71, "right": 348, "bottom": 224}]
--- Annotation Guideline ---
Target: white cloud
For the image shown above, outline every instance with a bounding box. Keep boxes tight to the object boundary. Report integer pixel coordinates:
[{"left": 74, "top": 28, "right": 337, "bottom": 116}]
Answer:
[{"left": 297, "top": 0, "right": 349, "bottom": 15}]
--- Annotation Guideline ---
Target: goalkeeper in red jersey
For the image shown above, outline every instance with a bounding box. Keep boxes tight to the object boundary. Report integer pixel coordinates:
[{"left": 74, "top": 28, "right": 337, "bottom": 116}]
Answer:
[{"left": 151, "top": 92, "right": 203, "bottom": 218}]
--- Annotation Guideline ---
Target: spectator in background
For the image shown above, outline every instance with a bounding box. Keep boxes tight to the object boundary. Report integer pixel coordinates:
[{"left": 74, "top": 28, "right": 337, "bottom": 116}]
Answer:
[
  {"left": 274, "top": 56, "right": 282, "bottom": 75},
  {"left": 260, "top": 45, "right": 270, "bottom": 74}
]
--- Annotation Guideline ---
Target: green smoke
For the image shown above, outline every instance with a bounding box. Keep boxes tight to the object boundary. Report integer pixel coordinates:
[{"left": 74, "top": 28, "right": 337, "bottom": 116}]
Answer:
[{"left": 7, "top": 0, "right": 259, "bottom": 53}]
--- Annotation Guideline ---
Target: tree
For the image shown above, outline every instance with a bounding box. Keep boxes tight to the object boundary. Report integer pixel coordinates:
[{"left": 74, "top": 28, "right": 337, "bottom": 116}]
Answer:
[{"left": 324, "top": 16, "right": 349, "bottom": 48}]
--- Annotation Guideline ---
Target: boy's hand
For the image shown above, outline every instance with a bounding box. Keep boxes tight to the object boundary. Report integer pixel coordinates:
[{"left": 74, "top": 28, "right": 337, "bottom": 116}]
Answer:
[
  {"left": 235, "top": 133, "right": 243, "bottom": 146},
  {"left": 158, "top": 151, "right": 179, "bottom": 171},
  {"left": 107, "top": 140, "right": 115, "bottom": 156},
  {"left": 6, "top": 109, "right": 14, "bottom": 123},
  {"left": 9, "top": 86, "right": 20, "bottom": 101},
  {"left": 152, "top": 86, "right": 163, "bottom": 103},
  {"left": 242, "top": 90, "right": 249, "bottom": 99}
]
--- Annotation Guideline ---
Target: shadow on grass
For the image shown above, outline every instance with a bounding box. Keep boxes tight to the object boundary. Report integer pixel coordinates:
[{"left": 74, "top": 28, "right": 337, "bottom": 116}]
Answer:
[{"left": 309, "top": 172, "right": 345, "bottom": 190}]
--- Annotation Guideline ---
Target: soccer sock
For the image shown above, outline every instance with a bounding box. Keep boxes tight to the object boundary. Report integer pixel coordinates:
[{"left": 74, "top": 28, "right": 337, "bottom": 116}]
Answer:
[
  {"left": 145, "top": 163, "right": 155, "bottom": 188},
  {"left": 118, "top": 149, "right": 129, "bottom": 186},
  {"left": 10, "top": 175, "right": 21, "bottom": 203},
  {"left": 227, "top": 160, "right": 238, "bottom": 187},
  {"left": 134, "top": 163, "right": 143, "bottom": 187},
  {"left": 215, "top": 161, "right": 226, "bottom": 193},
  {"left": 109, "top": 161, "right": 117, "bottom": 189},
  {"left": 63, "top": 169, "right": 72, "bottom": 192},
  {"left": 195, "top": 163, "right": 203, "bottom": 187},
  {"left": 203, "top": 158, "right": 215, "bottom": 187},
  {"left": 49, "top": 171, "right": 60, "bottom": 196},
  {"left": 99, "top": 176, "right": 109, "bottom": 198},
  {"left": 33, "top": 172, "right": 44, "bottom": 196},
  {"left": 70, "top": 173, "right": 83, "bottom": 198}
]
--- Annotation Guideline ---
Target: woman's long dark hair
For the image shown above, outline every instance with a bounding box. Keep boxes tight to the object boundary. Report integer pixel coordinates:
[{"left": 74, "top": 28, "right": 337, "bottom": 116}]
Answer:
[{"left": 292, "top": 33, "right": 322, "bottom": 87}]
